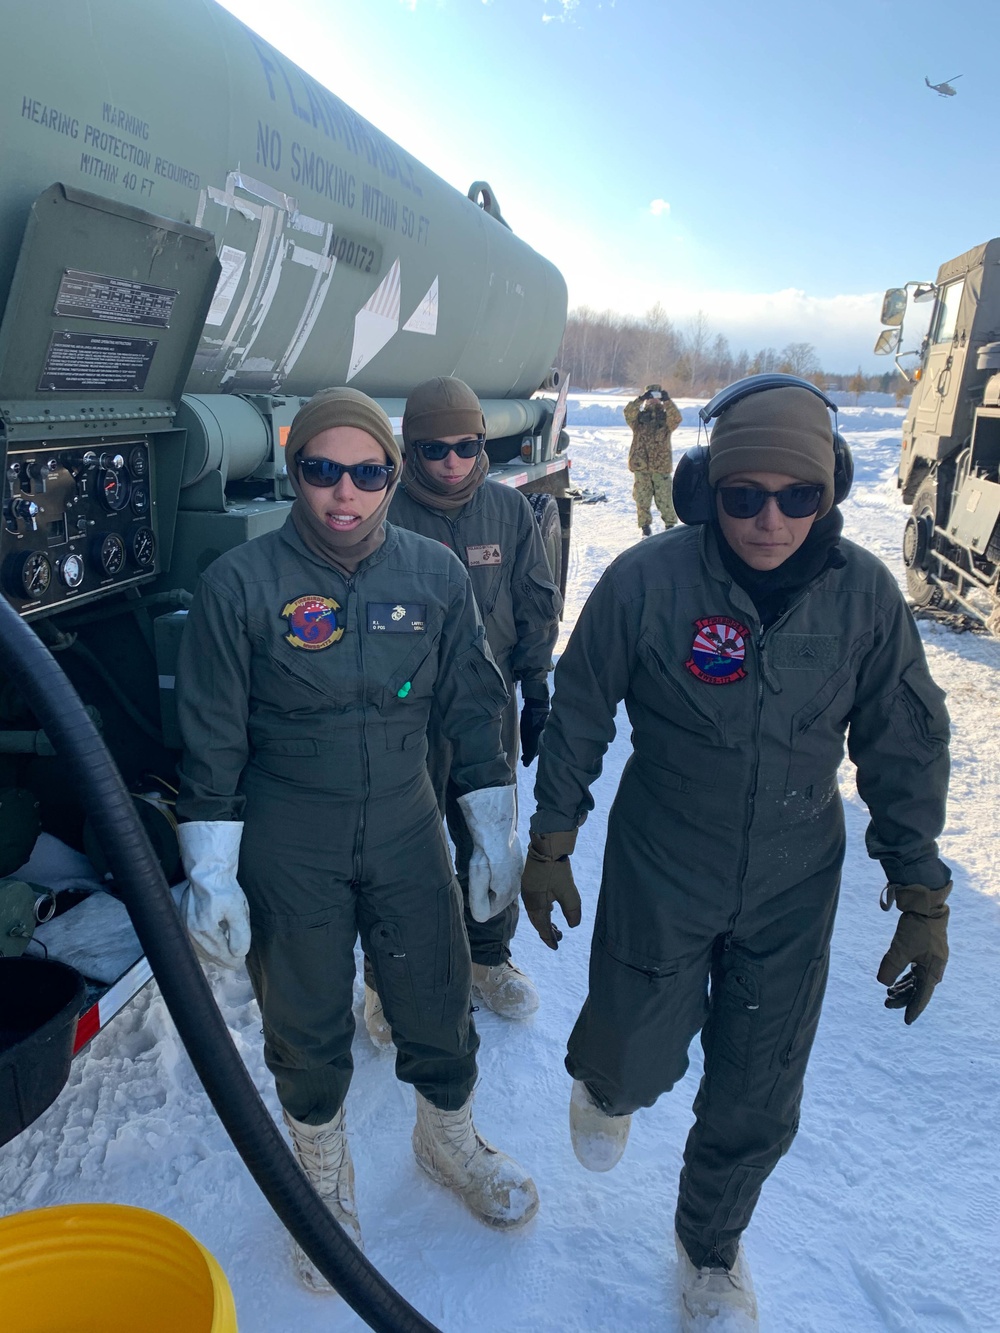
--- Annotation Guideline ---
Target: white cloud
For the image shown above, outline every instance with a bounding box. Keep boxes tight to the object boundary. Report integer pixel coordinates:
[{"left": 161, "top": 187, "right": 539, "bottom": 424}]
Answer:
[
  {"left": 542, "top": 0, "right": 580, "bottom": 21},
  {"left": 649, "top": 199, "right": 671, "bottom": 217},
  {"left": 650, "top": 288, "right": 887, "bottom": 373}
]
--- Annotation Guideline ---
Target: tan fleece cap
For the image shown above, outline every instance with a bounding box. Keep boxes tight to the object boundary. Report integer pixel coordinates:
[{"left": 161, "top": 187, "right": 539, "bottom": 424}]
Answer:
[
  {"left": 402, "top": 376, "right": 486, "bottom": 447},
  {"left": 709, "top": 386, "right": 836, "bottom": 517},
  {"left": 285, "top": 387, "right": 401, "bottom": 474}
]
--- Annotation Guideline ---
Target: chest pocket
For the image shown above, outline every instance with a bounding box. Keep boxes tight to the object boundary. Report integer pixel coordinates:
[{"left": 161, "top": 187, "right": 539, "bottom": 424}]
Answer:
[
  {"left": 635, "top": 631, "right": 726, "bottom": 738},
  {"left": 783, "top": 633, "right": 869, "bottom": 795},
  {"left": 372, "top": 632, "right": 438, "bottom": 709},
  {"left": 251, "top": 620, "right": 348, "bottom": 712},
  {"left": 631, "top": 631, "right": 727, "bottom": 791}
]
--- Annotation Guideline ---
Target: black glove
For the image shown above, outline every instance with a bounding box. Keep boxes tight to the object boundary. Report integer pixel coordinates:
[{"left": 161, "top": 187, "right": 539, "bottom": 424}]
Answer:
[
  {"left": 877, "top": 881, "right": 951, "bottom": 1025},
  {"left": 519, "top": 699, "right": 550, "bottom": 766}
]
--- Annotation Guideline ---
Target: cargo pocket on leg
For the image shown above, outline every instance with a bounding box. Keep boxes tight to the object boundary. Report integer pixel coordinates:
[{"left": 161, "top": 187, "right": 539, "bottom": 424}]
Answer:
[{"left": 366, "top": 919, "right": 418, "bottom": 1034}]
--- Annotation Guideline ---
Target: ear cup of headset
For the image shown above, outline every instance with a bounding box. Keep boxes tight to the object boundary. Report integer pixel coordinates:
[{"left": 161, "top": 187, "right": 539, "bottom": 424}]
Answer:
[
  {"left": 833, "top": 432, "right": 853, "bottom": 504},
  {"left": 672, "top": 446, "right": 713, "bottom": 525}
]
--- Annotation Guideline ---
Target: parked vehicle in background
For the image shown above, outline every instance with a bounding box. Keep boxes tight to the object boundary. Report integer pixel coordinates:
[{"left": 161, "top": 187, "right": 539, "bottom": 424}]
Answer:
[{"left": 875, "top": 238, "right": 1000, "bottom": 631}]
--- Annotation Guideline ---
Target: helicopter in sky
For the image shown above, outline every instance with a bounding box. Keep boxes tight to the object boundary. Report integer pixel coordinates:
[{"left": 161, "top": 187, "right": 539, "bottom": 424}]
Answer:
[{"left": 925, "top": 74, "right": 962, "bottom": 97}]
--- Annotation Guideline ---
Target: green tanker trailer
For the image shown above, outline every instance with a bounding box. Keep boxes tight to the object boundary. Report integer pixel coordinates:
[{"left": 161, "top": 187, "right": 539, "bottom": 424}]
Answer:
[{"left": 0, "top": 0, "right": 570, "bottom": 1066}]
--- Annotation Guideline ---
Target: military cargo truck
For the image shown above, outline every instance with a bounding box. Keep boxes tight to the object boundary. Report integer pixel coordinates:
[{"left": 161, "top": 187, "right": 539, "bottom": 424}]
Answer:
[
  {"left": 875, "top": 240, "right": 1000, "bottom": 631},
  {"left": 0, "top": 0, "right": 571, "bottom": 1057}
]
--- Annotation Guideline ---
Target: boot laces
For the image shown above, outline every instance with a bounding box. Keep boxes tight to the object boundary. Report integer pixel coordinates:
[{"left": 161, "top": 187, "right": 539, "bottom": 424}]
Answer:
[
  {"left": 428, "top": 1102, "right": 494, "bottom": 1171},
  {"left": 287, "top": 1115, "right": 353, "bottom": 1204}
]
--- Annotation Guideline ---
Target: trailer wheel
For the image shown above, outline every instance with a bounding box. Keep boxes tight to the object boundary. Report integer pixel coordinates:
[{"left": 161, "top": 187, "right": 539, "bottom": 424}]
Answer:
[
  {"left": 528, "top": 493, "right": 562, "bottom": 589},
  {"left": 903, "top": 477, "right": 944, "bottom": 607}
]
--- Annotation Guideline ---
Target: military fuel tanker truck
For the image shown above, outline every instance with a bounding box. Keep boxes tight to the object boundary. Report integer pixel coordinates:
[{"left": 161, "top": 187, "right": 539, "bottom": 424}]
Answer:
[
  {"left": 875, "top": 239, "right": 1000, "bottom": 632},
  {"left": 0, "top": 0, "right": 570, "bottom": 1063}
]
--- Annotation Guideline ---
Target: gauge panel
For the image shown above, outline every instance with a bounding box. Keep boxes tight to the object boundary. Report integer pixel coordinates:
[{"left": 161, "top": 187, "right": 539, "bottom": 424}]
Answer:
[{"left": 1, "top": 438, "right": 157, "bottom": 616}]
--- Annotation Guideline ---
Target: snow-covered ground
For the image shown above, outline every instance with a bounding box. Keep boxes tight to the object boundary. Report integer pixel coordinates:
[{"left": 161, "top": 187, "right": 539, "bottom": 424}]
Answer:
[{"left": 3, "top": 407, "right": 999, "bottom": 1332}]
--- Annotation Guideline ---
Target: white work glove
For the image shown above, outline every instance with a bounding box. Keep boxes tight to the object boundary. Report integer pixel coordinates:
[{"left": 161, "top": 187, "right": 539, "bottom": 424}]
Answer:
[
  {"left": 177, "top": 820, "right": 251, "bottom": 969},
  {"left": 456, "top": 786, "right": 525, "bottom": 923}
]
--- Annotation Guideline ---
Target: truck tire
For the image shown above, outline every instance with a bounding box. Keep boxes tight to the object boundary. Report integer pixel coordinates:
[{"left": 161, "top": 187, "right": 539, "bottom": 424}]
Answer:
[
  {"left": 528, "top": 492, "right": 563, "bottom": 590},
  {"left": 903, "top": 477, "right": 944, "bottom": 607}
]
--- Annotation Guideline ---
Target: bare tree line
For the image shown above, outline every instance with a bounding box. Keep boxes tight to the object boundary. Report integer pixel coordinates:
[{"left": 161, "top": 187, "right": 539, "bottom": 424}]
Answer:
[{"left": 557, "top": 305, "right": 902, "bottom": 399}]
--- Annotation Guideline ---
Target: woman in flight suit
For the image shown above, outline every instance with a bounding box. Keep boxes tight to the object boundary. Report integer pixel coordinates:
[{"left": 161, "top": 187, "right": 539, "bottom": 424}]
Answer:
[{"left": 174, "top": 388, "right": 538, "bottom": 1293}]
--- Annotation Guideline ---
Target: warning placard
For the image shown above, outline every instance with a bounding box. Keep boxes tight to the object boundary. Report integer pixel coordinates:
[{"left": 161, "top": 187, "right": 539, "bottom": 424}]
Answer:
[{"left": 38, "top": 332, "right": 157, "bottom": 393}]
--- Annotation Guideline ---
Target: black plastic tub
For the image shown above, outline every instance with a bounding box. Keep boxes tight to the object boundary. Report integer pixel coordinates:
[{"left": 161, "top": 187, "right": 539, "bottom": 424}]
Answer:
[{"left": 0, "top": 956, "right": 87, "bottom": 1146}]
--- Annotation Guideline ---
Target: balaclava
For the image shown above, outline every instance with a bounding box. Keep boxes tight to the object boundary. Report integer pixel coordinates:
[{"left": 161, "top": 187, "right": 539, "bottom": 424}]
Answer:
[
  {"left": 708, "top": 385, "right": 836, "bottom": 518},
  {"left": 284, "top": 387, "right": 402, "bottom": 575},
  {"left": 401, "top": 376, "right": 489, "bottom": 512}
]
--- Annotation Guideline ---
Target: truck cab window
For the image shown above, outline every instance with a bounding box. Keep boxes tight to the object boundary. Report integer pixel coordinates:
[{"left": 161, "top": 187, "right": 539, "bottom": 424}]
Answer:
[{"left": 930, "top": 279, "right": 965, "bottom": 345}]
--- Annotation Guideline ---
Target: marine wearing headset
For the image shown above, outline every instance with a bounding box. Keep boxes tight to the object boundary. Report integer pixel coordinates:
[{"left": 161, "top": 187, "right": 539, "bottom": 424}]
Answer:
[{"left": 519, "top": 376, "right": 952, "bottom": 1329}]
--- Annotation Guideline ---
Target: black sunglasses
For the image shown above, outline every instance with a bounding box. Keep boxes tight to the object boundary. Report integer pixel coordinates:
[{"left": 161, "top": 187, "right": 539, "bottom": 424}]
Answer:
[
  {"left": 717, "top": 483, "right": 823, "bottom": 520},
  {"left": 298, "top": 457, "right": 396, "bottom": 492},
  {"left": 413, "top": 435, "right": 485, "bottom": 461}
]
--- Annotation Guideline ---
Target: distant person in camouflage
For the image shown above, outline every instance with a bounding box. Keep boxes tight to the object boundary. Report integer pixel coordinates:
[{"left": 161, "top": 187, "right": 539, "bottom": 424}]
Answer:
[{"left": 624, "top": 385, "right": 683, "bottom": 536}]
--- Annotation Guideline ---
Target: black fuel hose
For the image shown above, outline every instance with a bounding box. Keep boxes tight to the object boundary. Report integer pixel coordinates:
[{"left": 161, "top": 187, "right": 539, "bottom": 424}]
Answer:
[{"left": 0, "top": 594, "right": 441, "bottom": 1333}]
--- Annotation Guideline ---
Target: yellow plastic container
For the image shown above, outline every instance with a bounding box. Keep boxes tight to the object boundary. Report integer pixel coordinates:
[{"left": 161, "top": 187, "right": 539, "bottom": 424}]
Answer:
[{"left": 0, "top": 1203, "right": 238, "bottom": 1333}]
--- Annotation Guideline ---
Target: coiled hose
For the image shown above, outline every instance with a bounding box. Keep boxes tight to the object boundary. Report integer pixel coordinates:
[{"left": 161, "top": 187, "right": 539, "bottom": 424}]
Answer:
[{"left": 0, "top": 594, "right": 441, "bottom": 1333}]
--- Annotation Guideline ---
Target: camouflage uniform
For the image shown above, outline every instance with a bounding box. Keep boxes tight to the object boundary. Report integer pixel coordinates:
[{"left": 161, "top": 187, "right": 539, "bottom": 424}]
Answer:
[{"left": 624, "top": 394, "right": 683, "bottom": 530}]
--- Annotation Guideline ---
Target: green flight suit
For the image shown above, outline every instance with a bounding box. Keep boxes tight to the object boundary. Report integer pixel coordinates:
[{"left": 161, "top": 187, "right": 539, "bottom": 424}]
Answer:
[
  {"left": 390, "top": 479, "right": 562, "bottom": 964},
  {"left": 176, "top": 519, "right": 510, "bottom": 1124},
  {"left": 532, "top": 521, "right": 949, "bottom": 1268}
]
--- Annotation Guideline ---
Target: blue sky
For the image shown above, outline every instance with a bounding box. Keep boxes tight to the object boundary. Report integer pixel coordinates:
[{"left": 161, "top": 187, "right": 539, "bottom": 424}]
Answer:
[{"left": 218, "top": 0, "right": 996, "bottom": 372}]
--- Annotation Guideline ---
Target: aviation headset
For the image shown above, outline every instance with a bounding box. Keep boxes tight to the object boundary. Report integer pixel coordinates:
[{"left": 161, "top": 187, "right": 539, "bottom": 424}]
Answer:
[{"left": 671, "top": 373, "right": 854, "bottom": 526}]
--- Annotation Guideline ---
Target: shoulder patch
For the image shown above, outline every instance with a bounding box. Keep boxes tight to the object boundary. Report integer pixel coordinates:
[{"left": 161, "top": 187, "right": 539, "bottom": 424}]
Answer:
[
  {"left": 685, "top": 616, "right": 749, "bottom": 685},
  {"left": 281, "top": 595, "right": 344, "bottom": 650}
]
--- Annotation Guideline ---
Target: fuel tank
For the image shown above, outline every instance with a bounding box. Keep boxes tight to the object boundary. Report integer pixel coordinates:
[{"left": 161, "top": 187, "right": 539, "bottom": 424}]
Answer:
[{"left": 1, "top": 0, "right": 567, "bottom": 401}]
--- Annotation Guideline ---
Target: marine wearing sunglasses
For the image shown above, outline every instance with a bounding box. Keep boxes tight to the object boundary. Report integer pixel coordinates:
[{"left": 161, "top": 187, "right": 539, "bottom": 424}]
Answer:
[
  {"left": 299, "top": 456, "right": 396, "bottom": 491},
  {"left": 412, "top": 433, "right": 486, "bottom": 489},
  {"left": 296, "top": 425, "right": 397, "bottom": 535},
  {"left": 412, "top": 434, "right": 486, "bottom": 462},
  {"left": 714, "top": 470, "right": 824, "bottom": 572}
]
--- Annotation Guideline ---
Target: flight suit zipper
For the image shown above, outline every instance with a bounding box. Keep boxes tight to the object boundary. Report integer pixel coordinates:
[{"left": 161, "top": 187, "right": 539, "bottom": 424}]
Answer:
[
  {"left": 348, "top": 575, "right": 371, "bottom": 884},
  {"left": 729, "top": 586, "right": 816, "bottom": 930},
  {"left": 731, "top": 622, "right": 766, "bottom": 933}
]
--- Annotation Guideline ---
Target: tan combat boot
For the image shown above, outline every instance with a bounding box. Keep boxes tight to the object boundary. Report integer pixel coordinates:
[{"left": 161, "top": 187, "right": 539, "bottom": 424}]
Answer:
[
  {"left": 363, "top": 983, "right": 394, "bottom": 1050},
  {"left": 470, "top": 959, "right": 540, "bottom": 1019},
  {"left": 412, "top": 1091, "right": 539, "bottom": 1228},
  {"left": 569, "top": 1078, "right": 631, "bottom": 1172},
  {"left": 283, "top": 1108, "right": 363, "bottom": 1293},
  {"left": 674, "top": 1231, "right": 758, "bottom": 1331}
]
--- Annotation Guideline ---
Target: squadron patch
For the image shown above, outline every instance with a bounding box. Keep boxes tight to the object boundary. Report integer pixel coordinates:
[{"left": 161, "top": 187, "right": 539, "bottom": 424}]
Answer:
[
  {"left": 280, "top": 595, "right": 344, "bottom": 650},
  {"left": 685, "top": 616, "right": 749, "bottom": 685}
]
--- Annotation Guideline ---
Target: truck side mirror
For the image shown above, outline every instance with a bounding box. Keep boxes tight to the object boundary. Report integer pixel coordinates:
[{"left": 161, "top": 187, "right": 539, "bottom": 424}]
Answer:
[
  {"left": 880, "top": 288, "right": 908, "bottom": 327},
  {"left": 874, "top": 328, "right": 901, "bottom": 356}
]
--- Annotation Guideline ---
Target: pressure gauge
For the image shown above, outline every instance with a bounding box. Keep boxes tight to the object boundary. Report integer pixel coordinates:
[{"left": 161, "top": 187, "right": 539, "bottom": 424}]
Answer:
[
  {"left": 95, "top": 532, "right": 126, "bottom": 576},
  {"left": 97, "top": 465, "right": 131, "bottom": 513},
  {"left": 10, "top": 551, "right": 52, "bottom": 599},
  {"left": 130, "top": 483, "right": 150, "bottom": 517},
  {"left": 59, "top": 553, "right": 85, "bottom": 589},
  {"left": 128, "top": 526, "right": 156, "bottom": 569},
  {"left": 128, "top": 445, "right": 148, "bottom": 478}
]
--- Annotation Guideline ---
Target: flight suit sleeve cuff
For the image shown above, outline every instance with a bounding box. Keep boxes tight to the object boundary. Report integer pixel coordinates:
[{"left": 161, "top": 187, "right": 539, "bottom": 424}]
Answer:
[
  {"left": 878, "top": 854, "right": 951, "bottom": 890},
  {"left": 530, "top": 808, "right": 582, "bottom": 836}
]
